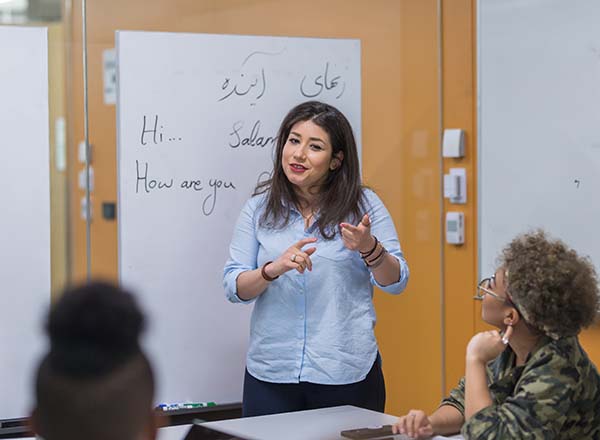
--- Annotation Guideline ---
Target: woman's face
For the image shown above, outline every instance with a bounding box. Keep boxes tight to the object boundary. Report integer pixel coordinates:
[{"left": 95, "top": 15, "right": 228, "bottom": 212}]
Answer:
[
  {"left": 281, "top": 119, "right": 341, "bottom": 198},
  {"left": 480, "top": 268, "right": 513, "bottom": 327}
]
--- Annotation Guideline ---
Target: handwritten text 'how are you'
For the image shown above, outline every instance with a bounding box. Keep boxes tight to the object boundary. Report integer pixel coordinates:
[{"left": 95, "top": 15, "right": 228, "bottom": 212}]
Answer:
[{"left": 135, "top": 161, "right": 235, "bottom": 216}]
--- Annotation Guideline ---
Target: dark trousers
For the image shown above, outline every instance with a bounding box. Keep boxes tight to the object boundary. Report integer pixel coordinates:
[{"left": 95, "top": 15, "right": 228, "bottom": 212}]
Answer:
[{"left": 242, "top": 356, "right": 386, "bottom": 417}]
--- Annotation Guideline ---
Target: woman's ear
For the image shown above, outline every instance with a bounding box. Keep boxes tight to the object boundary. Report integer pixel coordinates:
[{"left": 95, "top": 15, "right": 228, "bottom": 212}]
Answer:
[
  {"left": 330, "top": 151, "right": 344, "bottom": 170},
  {"left": 504, "top": 308, "right": 520, "bottom": 326}
]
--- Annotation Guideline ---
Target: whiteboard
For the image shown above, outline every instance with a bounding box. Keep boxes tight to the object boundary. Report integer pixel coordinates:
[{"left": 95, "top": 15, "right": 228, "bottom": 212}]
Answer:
[
  {"left": 478, "top": 0, "right": 600, "bottom": 278},
  {"left": 116, "top": 31, "right": 361, "bottom": 405},
  {"left": 0, "top": 26, "right": 50, "bottom": 419}
]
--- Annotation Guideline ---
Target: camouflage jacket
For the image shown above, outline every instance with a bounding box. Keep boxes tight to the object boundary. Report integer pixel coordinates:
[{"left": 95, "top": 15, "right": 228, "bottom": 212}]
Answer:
[{"left": 441, "top": 336, "right": 600, "bottom": 439}]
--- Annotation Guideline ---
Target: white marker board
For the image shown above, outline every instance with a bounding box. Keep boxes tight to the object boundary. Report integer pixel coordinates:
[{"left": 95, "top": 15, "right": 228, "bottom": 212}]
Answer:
[
  {"left": 117, "top": 31, "right": 361, "bottom": 405},
  {"left": 0, "top": 26, "right": 50, "bottom": 420},
  {"left": 478, "top": 0, "right": 600, "bottom": 280}
]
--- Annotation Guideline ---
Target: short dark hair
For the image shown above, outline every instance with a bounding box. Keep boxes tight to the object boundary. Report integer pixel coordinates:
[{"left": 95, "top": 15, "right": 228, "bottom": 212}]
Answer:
[
  {"left": 33, "top": 281, "right": 155, "bottom": 440},
  {"left": 500, "top": 230, "right": 599, "bottom": 339},
  {"left": 254, "top": 100, "right": 366, "bottom": 239}
]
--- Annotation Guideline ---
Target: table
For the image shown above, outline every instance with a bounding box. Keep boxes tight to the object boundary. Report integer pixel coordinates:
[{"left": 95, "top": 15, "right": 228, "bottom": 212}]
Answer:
[
  {"left": 6, "top": 407, "right": 463, "bottom": 440},
  {"left": 199, "top": 405, "right": 463, "bottom": 440}
]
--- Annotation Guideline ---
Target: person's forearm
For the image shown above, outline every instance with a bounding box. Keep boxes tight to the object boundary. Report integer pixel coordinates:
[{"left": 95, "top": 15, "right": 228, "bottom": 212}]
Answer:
[
  {"left": 236, "top": 267, "right": 272, "bottom": 300},
  {"left": 429, "top": 405, "right": 464, "bottom": 435},
  {"left": 464, "top": 357, "right": 493, "bottom": 419},
  {"left": 369, "top": 253, "right": 401, "bottom": 286}
]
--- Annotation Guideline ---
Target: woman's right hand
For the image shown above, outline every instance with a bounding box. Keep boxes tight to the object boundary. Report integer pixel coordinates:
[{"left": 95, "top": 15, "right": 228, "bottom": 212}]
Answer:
[
  {"left": 269, "top": 237, "right": 317, "bottom": 276},
  {"left": 393, "top": 409, "right": 434, "bottom": 439}
]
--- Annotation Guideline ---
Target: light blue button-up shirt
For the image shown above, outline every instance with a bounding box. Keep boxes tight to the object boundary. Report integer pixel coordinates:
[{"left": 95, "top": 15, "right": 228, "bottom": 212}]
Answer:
[{"left": 223, "top": 189, "right": 409, "bottom": 385}]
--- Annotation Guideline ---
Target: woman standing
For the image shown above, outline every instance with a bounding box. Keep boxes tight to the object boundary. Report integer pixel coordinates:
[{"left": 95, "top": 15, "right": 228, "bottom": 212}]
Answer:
[{"left": 224, "top": 101, "right": 409, "bottom": 417}]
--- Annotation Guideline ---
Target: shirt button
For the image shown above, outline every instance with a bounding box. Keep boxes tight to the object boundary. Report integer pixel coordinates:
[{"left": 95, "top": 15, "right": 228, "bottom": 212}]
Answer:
[{"left": 299, "top": 315, "right": 304, "bottom": 320}]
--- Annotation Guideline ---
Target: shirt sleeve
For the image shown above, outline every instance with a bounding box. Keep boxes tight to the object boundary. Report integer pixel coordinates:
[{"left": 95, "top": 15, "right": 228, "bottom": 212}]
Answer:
[
  {"left": 363, "top": 190, "right": 409, "bottom": 294},
  {"left": 223, "top": 197, "right": 261, "bottom": 304},
  {"left": 441, "top": 376, "right": 466, "bottom": 415},
  {"left": 461, "top": 355, "right": 576, "bottom": 439}
]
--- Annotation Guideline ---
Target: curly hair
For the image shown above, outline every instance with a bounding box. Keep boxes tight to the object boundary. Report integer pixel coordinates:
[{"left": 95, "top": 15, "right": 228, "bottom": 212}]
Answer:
[{"left": 499, "top": 230, "right": 599, "bottom": 339}]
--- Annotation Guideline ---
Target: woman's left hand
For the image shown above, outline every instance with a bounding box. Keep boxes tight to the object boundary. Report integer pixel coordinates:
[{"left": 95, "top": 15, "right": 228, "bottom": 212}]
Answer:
[
  {"left": 466, "top": 326, "right": 513, "bottom": 364},
  {"left": 340, "top": 214, "right": 375, "bottom": 252}
]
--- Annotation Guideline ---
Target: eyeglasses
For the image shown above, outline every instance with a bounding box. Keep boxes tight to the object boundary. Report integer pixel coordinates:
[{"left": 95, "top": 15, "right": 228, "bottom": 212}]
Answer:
[
  {"left": 473, "top": 275, "right": 522, "bottom": 315},
  {"left": 474, "top": 275, "right": 511, "bottom": 303},
  {"left": 475, "top": 274, "right": 529, "bottom": 325}
]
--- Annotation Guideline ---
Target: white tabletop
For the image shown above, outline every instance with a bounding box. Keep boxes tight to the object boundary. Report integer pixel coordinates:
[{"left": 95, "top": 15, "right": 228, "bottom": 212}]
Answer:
[
  {"left": 6, "top": 407, "right": 463, "bottom": 440},
  {"left": 157, "top": 424, "right": 192, "bottom": 440},
  {"left": 201, "top": 405, "right": 463, "bottom": 440}
]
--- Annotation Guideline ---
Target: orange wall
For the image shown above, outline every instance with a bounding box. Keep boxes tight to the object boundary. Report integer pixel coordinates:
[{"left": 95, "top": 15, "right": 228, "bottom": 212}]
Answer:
[
  {"left": 48, "top": 23, "right": 69, "bottom": 298},
  {"left": 580, "top": 326, "right": 600, "bottom": 363},
  {"left": 374, "top": 1, "right": 443, "bottom": 415},
  {"left": 441, "top": 0, "right": 478, "bottom": 393}
]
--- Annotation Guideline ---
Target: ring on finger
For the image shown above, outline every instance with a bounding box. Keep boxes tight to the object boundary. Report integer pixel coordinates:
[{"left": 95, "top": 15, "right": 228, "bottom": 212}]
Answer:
[{"left": 290, "top": 254, "right": 297, "bottom": 262}]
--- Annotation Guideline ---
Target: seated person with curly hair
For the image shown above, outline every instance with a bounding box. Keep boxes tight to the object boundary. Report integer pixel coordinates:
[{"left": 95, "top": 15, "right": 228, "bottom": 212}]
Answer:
[
  {"left": 31, "top": 281, "right": 158, "bottom": 440},
  {"left": 394, "top": 230, "right": 600, "bottom": 439}
]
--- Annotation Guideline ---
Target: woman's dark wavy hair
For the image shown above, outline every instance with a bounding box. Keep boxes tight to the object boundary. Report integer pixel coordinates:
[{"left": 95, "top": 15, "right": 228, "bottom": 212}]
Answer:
[
  {"left": 500, "top": 230, "right": 599, "bottom": 338},
  {"left": 254, "top": 101, "right": 366, "bottom": 239}
]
